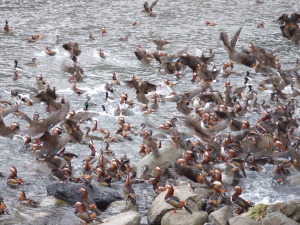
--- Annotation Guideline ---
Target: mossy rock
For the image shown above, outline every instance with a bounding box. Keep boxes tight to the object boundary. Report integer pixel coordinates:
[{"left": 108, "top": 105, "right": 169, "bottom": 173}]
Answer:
[{"left": 247, "top": 204, "right": 268, "bottom": 221}]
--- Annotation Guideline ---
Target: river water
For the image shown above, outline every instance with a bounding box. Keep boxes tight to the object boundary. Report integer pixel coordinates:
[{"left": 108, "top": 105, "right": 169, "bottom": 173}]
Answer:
[{"left": 0, "top": 0, "right": 300, "bottom": 224}]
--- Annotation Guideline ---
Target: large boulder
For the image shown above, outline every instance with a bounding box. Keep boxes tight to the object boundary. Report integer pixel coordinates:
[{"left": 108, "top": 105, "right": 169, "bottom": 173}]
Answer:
[
  {"left": 208, "top": 206, "right": 233, "bottom": 225},
  {"left": 266, "top": 199, "right": 300, "bottom": 222},
  {"left": 100, "top": 211, "right": 141, "bottom": 225},
  {"left": 147, "top": 185, "right": 202, "bottom": 225},
  {"left": 262, "top": 211, "right": 298, "bottom": 225},
  {"left": 46, "top": 183, "right": 122, "bottom": 210},
  {"left": 229, "top": 216, "right": 260, "bottom": 225},
  {"left": 106, "top": 200, "right": 138, "bottom": 213},
  {"left": 161, "top": 211, "right": 208, "bottom": 225},
  {"left": 136, "top": 142, "right": 182, "bottom": 178}
]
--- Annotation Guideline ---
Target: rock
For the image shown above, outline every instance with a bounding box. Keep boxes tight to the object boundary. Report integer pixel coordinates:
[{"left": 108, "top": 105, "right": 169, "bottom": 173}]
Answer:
[
  {"left": 229, "top": 216, "right": 260, "bottom": 225},
  {"left": 147, "top": 185, "right": 203, "bottom": 225},
  {"left": 209, "top": 206, "right": 233, "bottom": 225},
  {"left": 262, "top": 211, "right": 298, "bottom": 225},
  {"left": 39, "top": 196, "right": 68, "bottom": 207},
  {"left": 46, "top": 183, "right": 122, "bottom": 210},
  {"left": 161, "top": 211, "right": 208, "bottom": 225},
  {"left": 106, "top": 200, "right": 138, "bottom": 213},
  {"left": 266, "top": 199, "right": 300, "bottom": 222},
  {"left": 193, "top": 187, "right": 212, "bottom": 200},
  {"left": 101, "top": 211, "right": 141, "bottom": 225},
  {"left": 33, "top": 212, "right": 50, "bottom": 218},
  {"left": 214, "top": 163, "right": 227, "bottom": 172},
  {"left": 287, "top": 175, "right": 300, "bottom": 186},
  {"left": 136, "top": 141, "right": 182, "bottom": 178},
  {"left": 222, "top": 174, "right": 234, "bottom": 187}
]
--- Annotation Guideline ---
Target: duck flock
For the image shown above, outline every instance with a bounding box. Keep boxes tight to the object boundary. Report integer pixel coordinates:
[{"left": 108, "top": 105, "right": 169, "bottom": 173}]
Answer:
[{"left": 0, "top": 0, "right": 300, "bottom": 224}]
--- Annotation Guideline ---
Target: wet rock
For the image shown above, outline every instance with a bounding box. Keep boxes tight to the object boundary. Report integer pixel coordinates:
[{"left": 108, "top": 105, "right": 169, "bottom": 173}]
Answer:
[
  {"left": 262, "top": 211, "right": 298, "bottom": 225},
  {"left": 46, "top": 183, "right": 122, "bottom": 210},
  {"left": 266, "top": 199, "right": 300, "bottom": 222},
  {"left": 221, "top": 174, "right": 234, "bottom": 187},
  {"left": 161, "top": 211, "right": 208, "bottom": 225},
  {"left": 40, "top": 196, "right": 68, "bottom": 207},
  {"left": 193, "top": 187, "right": 212, "bottom": 200},
  {"left": 147, "top": 185, "right": 202, "bottom": 225},
  {"left": 287, "top": 175, "right": 300, "bottom": 186},
  {"left": 106, "top": 200, "right": 138, "bottom": 213},
  {"left": 33, "top": 212, "right": 51, "bottom": 218},
  {"left": 100, "top": 211, "right": 141, "bottom": 225},
  {"left": 208, "top": 206, "right": 233, "bottom": 225},
  {"left": 136, "top": 142, "right": 182, "bottom": 178},
  {"left": 214, "top": 163, "right": 227, "bottom": 172},
  {"left": 229, "top": 216, "right": 260, "bottom": 225}
]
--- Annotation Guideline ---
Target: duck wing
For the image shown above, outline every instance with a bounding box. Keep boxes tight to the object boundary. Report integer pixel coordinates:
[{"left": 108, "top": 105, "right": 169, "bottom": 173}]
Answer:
[
  {"left": 124, "top": 80, "right": 139, "bottom": 90},
  {"left": 43, "top": 103, "right": 70, "bottom": 128},
  {"left": 290, "top": 13, "right": 300, "bottom": 24},
  {"left": 1, "top": 104, "right": 18, "bottom": 118},
  {"left": 230, "top": 26, "right": 243, "bottom": 49},
  {"left": 169, "top": 163, "right": 203, "bottom": 183},
  {"left": 220, "top": 31, "right": 232, "bottom": 54},
  {"left": 150, "top": 0, "right": 158, "bottom": 12},
  {"left": 275, "top": 14, "right": 288, "bottom": 25},
  {"left": 71, "top": 111, "right": 98, "bottom": 123},
  {"left": 0, "top": 113, "right": 17, "bottom": 137},
  {"left": 140, "top": 81, "right": 156, "bottom": 93},
  {"left": 23, "top": 103, "right": 69, "bottom": 136},
  {"left": 144, "top": 2, "right": 151, "bottom": 13},
  {"left": 63, "top": 119, "right": 83, "bottom": 143}
]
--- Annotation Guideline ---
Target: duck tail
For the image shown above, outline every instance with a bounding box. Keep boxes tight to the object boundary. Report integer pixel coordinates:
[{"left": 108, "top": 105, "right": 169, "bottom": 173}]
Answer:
[
  {"left": 183, "top": 205, "right": 193, "bottom": 214},
  {"left": 129, "top": 196, "right": 137, "bottom": 205}
]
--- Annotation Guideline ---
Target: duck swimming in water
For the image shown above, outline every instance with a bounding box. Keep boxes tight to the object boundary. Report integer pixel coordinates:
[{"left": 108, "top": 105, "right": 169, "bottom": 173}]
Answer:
[
  {"left": 45, "top": 46, "right": 56, "bottom": 56},
  {"left": 89, "top": 33, "right": 95, "bottom": 41},
  {"left": 17, "top": 191, "right": 37, "bottom": 207},
  {"left": 204, "top": 21, "right": 217, "bottom": 26},
  {"left": 7, "top": 166, "right": 23, "bottom": 187},
  {"left": 142, "top": 0, "right": 159, "bottom": 17},
  {"left": 24, "top": 58, "right": 37, "bottom": 67},
  {"left": 4, "top": 20, "right": 9, "bottom": 32}
]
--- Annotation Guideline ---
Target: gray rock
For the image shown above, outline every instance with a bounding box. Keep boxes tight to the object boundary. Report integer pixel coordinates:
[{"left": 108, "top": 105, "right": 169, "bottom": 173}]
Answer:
[
  {"left": 287, "top": 175, "right": 300, "bottom": 186},
  {"left": 193, "top": 187, "right": 212, "bottom": 200},
  {"left": 101, "top": 211, "right": 141, "bottom": 225},
  {"left": 136, "top": 141, "right": 182, "bottom": 178},
  {"left": 222, "top": 174, "right": 234, "bottom": 187},
  {"left": 46, "top": 183, "right": 122, "bottom": 210},
  {"left": 266, "top": 199, "right": 300, "bottom": 222},
  {"left": 229, "top": 216, "right": 260, "bottom": 225},
  {"left": 39, "top": 196, "right": 68, "bottom": 207},
  {"left": 106, "top": 200, "right": 138, "bottom": 213},
  {"left": 209, "top": 206, "right": 233, "bottom": 225},
  {"left": 262, "top": 211, "right": 299, "bottom": 225},
  {"left": 147, "top": 185, "right": 202, "bottom": 225},
  {"left": 161, "top": 211, "right": 208, "bottom": 225}
]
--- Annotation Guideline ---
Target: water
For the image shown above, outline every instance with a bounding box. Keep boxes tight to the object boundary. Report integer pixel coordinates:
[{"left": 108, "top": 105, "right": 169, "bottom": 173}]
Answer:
[{"left": 0, "top": 0, "right": 300, "bottom": 224}]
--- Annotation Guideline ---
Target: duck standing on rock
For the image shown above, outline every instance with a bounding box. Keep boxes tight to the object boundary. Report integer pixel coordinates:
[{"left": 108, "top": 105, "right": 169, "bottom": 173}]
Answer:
[
  {"left": 73, "top": 202, "right": 97, "bottom": 225},
  {"left": 164, "top": 184, "right": 192, "bottom": 214},
  {"left": 123, "top": 173, "right": 137, "bottom": 205},
  {"left": 231, "top": 186, "right": 253, "bottom": 214}
]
